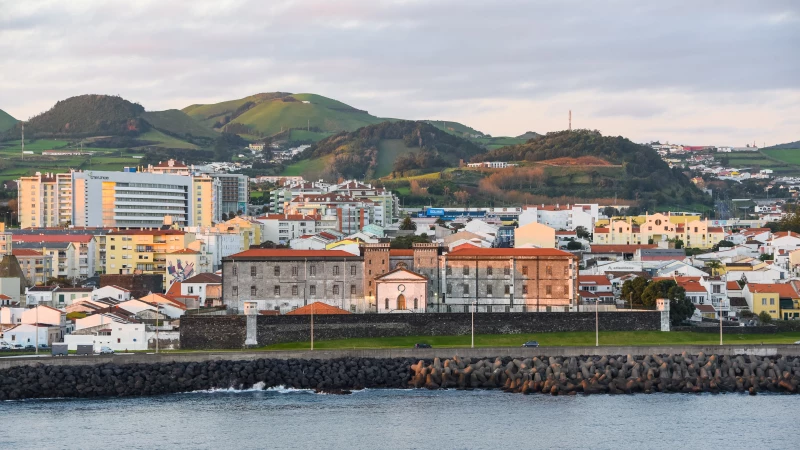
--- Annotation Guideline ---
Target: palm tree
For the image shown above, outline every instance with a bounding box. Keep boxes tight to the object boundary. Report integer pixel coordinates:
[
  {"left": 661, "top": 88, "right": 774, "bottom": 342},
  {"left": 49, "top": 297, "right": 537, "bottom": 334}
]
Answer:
[{"left": 706, "top": 260, "right": 722, "bottom": 276}]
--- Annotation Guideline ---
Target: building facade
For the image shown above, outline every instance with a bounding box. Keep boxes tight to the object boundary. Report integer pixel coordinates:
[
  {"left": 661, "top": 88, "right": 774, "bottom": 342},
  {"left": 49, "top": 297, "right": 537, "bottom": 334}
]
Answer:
[{"left": 16, "top": 172, "right": 73, "bottom": 228}]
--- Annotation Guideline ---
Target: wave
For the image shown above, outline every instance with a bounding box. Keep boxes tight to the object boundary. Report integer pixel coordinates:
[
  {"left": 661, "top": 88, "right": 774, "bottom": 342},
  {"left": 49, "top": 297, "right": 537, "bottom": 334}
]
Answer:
[{"left": 187, "top": 384, "right": 369, "bottom": 395}]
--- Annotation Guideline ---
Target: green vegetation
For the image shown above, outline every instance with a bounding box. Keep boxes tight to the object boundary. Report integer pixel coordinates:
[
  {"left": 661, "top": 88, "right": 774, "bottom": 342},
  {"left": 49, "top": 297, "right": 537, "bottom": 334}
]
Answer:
[
  {"left": 140, "top": 109, "right": 219, "bottom": 139},
  {"left": 289, "top": 129, "right": 333, "bottom": 143},
  {"left": 0, "top": 109, "right": 17, "bottom": 133},
  {"left": 423, "top": 120, "right": 484, "bottom": 137},
  {"left": 763, "top": 140, "right": 800, "bottom": 150},
  {"left": 281, "top": 155, "right": 332, "bottom": 178},
  {"left": 762, "top": 148, "right": 800, "bottom": 165},
  {"left": 137, "top": 129, "right": 198, "bottom": 149},
  {"left": 516, "top": 131, "right": 541, "bottom": 140},
  {"left": 257, "top": 331, "right": 800, "bottom": 350},
  {"left": 374, "top": 139, "right": 419, "bottom": 178}
]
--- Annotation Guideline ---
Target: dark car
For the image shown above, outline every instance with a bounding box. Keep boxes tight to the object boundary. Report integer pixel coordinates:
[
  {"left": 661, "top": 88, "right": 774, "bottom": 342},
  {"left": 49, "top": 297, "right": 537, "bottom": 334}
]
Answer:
[
  {"left": 24, "top": 344, "right": 36, "bottom": 351},
  {"left": 414, "top": 343, "right": 432, "bottom": 349},
  {"left": 522, "top": 341, "right": 540, "bottom": 348}
]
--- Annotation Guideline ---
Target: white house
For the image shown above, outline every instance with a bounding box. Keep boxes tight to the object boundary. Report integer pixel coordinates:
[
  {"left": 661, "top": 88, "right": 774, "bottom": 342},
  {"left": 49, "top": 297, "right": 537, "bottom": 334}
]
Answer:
[
  {"left": 118, "top": 298, "right": 185, "bottom": 319},
  {"left": 91, "top": 285, "right": 132, "bottom": 302},
  {"left": 256, "top": 214, "right": 317, "bottom": 245},
  {"left": 24, "top": 286, "right": 58, "bottom": 306},
  {"left": 21, "top": 305, "right": 65, "bottom": 329},
  {"left": 0, "top": 307, "right": 25, "bottom": 325},
  {"left": 180, "top": 273, "right": 222, "bottom": 305},
  {"left": 64, "top": 323, "right": 148, "bottom": 352},
  {"left": 519, "top": 204, "right": 597, "bottom": 232},
  {"left": 1, "top": 323, "right": 62, "bottom": 346}
]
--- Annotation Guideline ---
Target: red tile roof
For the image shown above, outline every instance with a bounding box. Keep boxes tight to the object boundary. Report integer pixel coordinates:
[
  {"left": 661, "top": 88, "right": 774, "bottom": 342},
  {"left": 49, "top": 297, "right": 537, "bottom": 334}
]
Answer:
[
  {"left": 108, "top": 229, "right": 185, "bottom": 235},
  {"left": 695, "top": 304, "right": 716, "bottom": 313},
  {"left": 726, "top": 281, "right": 741, "bottom": 290},
  {"left": 256, "top": 214, "right": 315, "bottom": 221},
  {"left": 182, "top": 273, "right": 222, "bottom": 284},
  {"left": 446, "top": 248, "right": 573, "bottom": 257},
  {"left": 679, "top": 281, "right": 707, "bottom": 293},
  {"left": 165, "top": 282, "right": 182, "bottom": 297},
  {"left": 579, "top": 275, "right": 611, "bottom": 286},
  {"left": 594, "top": 228, "right": 610, "bottom": 233},
  {"left": 708, "top": 227, "right": 724, "bottom": 233},
  {"left": 286, "top": 302, "right": 351, "bottom": 315},
  {"left": 747, "top": 283, "right": 798, "bottom": 298},
  {"left": 12, "top": 249, "right": 42, "bottom": 256},
  {"left": 169, "top": 249, "right": 199, "bottom": 254}
]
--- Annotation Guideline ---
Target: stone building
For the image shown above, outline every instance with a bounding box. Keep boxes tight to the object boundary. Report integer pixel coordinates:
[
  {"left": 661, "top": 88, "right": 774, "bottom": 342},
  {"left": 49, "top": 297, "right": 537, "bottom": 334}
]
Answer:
[
  {"left": 222, "top": 249, "right": 364, "bottom": 314},
  {"left": 440, "top": 247, "right": 578, "bottom": 313}
]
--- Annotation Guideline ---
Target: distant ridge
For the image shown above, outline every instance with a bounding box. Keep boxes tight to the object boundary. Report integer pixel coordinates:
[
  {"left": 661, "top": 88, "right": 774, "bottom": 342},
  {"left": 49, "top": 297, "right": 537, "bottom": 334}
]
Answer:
[
  {"left": 764, "top": 140, "right": 800, "bottom": 150},
  {"left": 0, "top": 109, "right": 16, "bottom": 134}
]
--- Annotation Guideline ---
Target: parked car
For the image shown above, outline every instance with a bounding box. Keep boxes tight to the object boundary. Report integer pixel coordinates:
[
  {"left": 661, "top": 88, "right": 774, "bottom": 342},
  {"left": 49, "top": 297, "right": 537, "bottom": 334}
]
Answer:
[
  {"left": 414, "top": 343, "right": 432, "bottom": 349},
  {"left": 522, "top": 341, "right": 540, "bottom": 348},
  {"left": 11, "top": 344, "right": 24, "bottom": 350},
  {"left": 38, "top": 343, "right": 49, "bottom": 349},
  {"left": 0, "top": 342, "right": 10, "bottom": 350},
  {"left": 794, "top": 340, "right": 800, "bottom": 345},
  {"left": 23, "top": 344, "right": 36, "bottom": 351},
  {"left": 99, "top": 346, "right": 114, "bottom": 355}
]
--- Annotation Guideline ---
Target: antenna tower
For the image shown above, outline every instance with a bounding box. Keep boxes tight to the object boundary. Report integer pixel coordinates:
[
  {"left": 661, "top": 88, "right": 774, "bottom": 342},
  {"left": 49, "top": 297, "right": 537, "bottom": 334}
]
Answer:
[
  {"left": 569, "top": 110, "right": 572, "bottom": 131},
  {"left": 21, "top": 123, "right": 24, "bottom": 160}
]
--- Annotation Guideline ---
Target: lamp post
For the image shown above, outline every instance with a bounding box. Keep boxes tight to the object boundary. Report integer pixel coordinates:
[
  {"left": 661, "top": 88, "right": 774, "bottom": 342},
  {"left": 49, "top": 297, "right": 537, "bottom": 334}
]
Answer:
[
  {"left": 35, "top": 305, "right": 39, "bottom": 355},
  {"left": 310, "top": 303, "right": 314, "bottom": 351},
  {"left": 595, "top": 299, "right": 599, "bottom": 347},
  {"left": 719, "top": 304, "right": 723, "bottom": 346},
  {"left": 471, "top": 300, "right": 476, "bottom": 349}
]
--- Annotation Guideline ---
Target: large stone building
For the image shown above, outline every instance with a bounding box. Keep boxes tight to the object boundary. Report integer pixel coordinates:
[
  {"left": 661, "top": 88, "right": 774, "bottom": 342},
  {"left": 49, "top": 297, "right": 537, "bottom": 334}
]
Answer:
[{"left": 222, "top": 245, "right": 577, "bottom": 314}]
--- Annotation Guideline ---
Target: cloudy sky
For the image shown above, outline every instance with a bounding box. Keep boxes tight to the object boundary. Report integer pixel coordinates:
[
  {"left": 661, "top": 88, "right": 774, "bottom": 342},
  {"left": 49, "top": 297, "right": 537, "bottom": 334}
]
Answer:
[{"left": 1, "top": 0, "right": 798, "bottom": 145}]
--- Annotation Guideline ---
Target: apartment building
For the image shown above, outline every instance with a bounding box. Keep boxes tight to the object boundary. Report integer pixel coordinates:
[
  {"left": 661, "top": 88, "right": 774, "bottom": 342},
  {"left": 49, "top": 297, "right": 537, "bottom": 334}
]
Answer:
[
  {"left": 192, "top": 174, "right": 222, "bottom": 227},
  {"left": 16, "top": 172, "right": 73, "bottom": 228},
  {"left": 12, "top": 228, "right": 110, "bottom": 275},
  {"left": 519, "top": 204, "right": 598, "bottom": 232},
  {"left": 330, "top": 180, "right": 399, "bottom": 226},
  {"left": 593, "top": 213, "right": 724, "bottom": 249},
  {"left": 12, "top": 249, "right": 53, "bottom": 286},
  {"left": 286, "top": 193, "right": 377, "bottom": 235},
  {"left": 206, "top": 173, "right": 249, "bottom": 217},
  {"left": 12, "top": 235, "right": 91, "bottom": 279},
  {"left": 105, "top": 229, "right": 195, "bottom": 281},
  {"left": 0, "top": 223, "right": 10, "bottom": 256},
  {"left": 255, "top": 214, "right": 317, "bottom": 244},
  {"left": 183, "top": 226, "right": 245, "bottom": 270}
]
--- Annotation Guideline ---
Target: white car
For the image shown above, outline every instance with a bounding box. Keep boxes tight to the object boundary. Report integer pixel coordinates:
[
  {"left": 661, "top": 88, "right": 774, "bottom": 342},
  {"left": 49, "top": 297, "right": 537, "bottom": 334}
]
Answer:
[
  {"left": 794, "top": 340, "right": 800, "bottom": 345},
  {"left": 99, "top": 346, "right": 114, "bottom": 354},
  {"left": 0, "top": 342, "right": 10, "bottom": 350}
]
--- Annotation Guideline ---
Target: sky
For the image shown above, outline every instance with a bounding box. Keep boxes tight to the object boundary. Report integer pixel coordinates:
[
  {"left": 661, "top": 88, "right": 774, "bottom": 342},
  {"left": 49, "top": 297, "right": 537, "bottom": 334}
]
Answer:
[{"left": 0, "top": 0, "right": 798, "bottom": 145}]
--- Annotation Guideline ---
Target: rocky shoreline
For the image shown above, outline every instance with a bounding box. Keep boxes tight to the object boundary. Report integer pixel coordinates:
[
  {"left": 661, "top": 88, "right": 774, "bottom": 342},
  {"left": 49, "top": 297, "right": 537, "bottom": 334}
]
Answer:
[{"left": 1, "top": 353, "right": 799, "bottom": 400}]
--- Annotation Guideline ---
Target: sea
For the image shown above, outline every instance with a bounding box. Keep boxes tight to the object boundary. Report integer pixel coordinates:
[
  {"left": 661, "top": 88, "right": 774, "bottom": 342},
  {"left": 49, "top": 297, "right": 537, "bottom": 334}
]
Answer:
[{"left": 1, "top": 387, "right": 797, "bottom": 449}]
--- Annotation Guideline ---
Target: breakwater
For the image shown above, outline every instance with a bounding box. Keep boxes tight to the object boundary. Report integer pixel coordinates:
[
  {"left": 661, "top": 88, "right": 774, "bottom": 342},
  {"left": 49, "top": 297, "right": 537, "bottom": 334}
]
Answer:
[{"left": 2, "top": 352, "right": 800, "bottom": 400}]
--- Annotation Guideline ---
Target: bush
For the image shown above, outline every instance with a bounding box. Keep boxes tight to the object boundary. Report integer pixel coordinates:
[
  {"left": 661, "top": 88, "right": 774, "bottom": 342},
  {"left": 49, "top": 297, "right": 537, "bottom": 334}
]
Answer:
[
  {"left": 566, "top": 241, "right": 583, "bottom": 250},
  {"left": 758, "top": 311, "right": 773, "bottom": 324}
]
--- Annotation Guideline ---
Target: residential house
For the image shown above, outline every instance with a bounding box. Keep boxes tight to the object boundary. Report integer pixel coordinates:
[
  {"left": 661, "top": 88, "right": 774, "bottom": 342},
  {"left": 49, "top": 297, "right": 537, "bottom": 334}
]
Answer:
[
  {"left": 743, "top": 283, "right": 798, "bottom": 320},
  {"left": 13, "top": 249, "right": 53, "bottom": 286},
  {"left": 91, "top": 285, "right": 132, "bottom": 302}
]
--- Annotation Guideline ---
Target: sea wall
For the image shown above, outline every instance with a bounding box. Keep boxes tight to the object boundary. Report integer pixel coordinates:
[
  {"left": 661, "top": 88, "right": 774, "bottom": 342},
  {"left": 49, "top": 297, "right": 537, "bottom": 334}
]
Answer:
[
  {"left": 181, "top": 312, "right": 661, "bottom": 349},
  {"left": 2, "top": 352, "right": 799, "bottom": 400}
]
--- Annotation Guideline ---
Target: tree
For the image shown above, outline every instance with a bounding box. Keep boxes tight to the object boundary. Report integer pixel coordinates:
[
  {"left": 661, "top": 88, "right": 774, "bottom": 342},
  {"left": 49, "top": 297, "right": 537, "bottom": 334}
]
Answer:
[
  {"left": 575, "top": 226, "right": 591, "bottom": 240},
  {"left": 390, "top": 234, "right": 429, "bottom": 249},
  {"left": 435, "top": 217, "right": 447, "bottom": 227},
  {"left": 758, "top": 311, "right": 773, "bottom": 324},
  {"left": 640, "top": 280, "right": 694, "bottom": 324},
  {"left": 566, "top": 240, "right": 583, "bottom": 250},
  {"left": 673, "top": 239, "right": 684, "bottom": 249},
  {"left": 759, "top": 253, "right": 774, "bottom": 261},
  {"left": 705, "top": 260, "right": 722, "bottom": 276},
  {"left": 621, "top": 277, "right": 649, "bottom": 307},
  {"left": 399, "top": 216, "right": 417, "bottom": 231}
]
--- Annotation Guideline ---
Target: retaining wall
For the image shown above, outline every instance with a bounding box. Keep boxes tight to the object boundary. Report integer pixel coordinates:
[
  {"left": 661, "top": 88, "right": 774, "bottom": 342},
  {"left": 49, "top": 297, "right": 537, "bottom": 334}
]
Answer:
[{"left": 181, "top": 312, "right": 662, "bottom": 350}]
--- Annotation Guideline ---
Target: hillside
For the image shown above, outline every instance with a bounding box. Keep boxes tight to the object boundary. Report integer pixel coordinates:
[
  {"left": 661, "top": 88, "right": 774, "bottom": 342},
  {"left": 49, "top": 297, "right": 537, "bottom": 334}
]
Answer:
[
  {"left": 471, "top": 129, "right": 706, "bottom": 204},
  {"left": 183, "top": 92, "right": 386, "bottom": 136},
  {"left": 516, "top": 131, "right": 541, "bottom": 139},
  {"left": 423, "top": 120, "right": 484, "bottom": 137},
  {"left": 764, "top": 140, "right": 800, "bottom": 150},
  {"left": 2, "top": 94, "right": 148, "bottom": 139},
  {"left": 140, "top": 109, "right": 218, "bottom": 140},
  {"left": 0, "top": 109, "right": 17, "bottom": 133},
  {"left": 292, "top": 121, "right": 486, "bottom": 180}
]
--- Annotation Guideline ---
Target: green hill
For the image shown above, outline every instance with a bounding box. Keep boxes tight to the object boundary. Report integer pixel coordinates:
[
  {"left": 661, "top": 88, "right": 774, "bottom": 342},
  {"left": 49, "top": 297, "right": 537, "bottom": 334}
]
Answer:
[
  {"left": 764, "top": 140, "right": 800, "bottom": 150},
  {"left": 0, "top": 109, "right": 17, "bottom": 133},
  {"left": 292, "top": 121, "right": 486, "bottom": 180},
  {"left": 3, "top": 94, "right": 147, "bottom": 139},
  {"left": 140, "top": 109, "right": 218, "bottom": 139},
  {"left": 475, "top": 129, "right": 706, "bottom": 204},
  {"left": 516, "top": 131, "right": 541, "bottom": 140},
  {"left": 183, "top": 92, "right": 386, "bottom": 136},
  {"left": 423, "top": 120, "right": 484, "bottom": 137}
]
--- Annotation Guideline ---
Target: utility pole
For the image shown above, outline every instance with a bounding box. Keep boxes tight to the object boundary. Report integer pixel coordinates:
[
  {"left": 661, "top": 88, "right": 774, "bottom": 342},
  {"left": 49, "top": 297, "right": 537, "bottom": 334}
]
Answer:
[
  {"left": 310, "top": 303, "right": 314, "bottom": 351},
  {"left": 21, "top": 123, "right": 24, "bottom": 160},
  {"left": 569, "top": 110, "right": 572, "bottom": 131}
]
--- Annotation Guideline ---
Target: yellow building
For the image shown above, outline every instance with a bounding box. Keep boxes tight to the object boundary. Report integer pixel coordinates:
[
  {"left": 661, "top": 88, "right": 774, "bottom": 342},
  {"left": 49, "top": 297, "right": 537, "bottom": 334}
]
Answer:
[
  {"left": 745, "top": 283, "right": 798, "bottom": 320},
  {"left": 593, "top": 213, "right": 724, "bottom": 249},
  {"left": 16, "top": 172, "right": 73, "bottom": 228},
  {"left": 191, "top": 175, "right": 220, "bottom": 228},
  {"left": 218, "top": 216, "right": 262, "bottom": 249},
  {"left": 514, "top": 222, "right": 556, "bottom": 248},
  {"left": 595, "top": 212, "right": 702, "bottom": 227},
  {"left": 105, "top": 229, "right": 195, "bottom": 283}
]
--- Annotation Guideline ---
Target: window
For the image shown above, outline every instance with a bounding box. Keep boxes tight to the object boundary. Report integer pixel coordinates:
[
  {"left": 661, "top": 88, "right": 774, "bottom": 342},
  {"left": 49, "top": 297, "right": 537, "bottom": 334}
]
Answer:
[
  {"left": 310, "top": 285, "right": 316, "bottom": 296},
  {"left": 447, "top": 284, "right": 452, "bottom": 295},
  {"left": 463, "top": 284, "right": 470, "bottom": 295},
  {"left": 545, "top": 265, "right": 553, "bottom": 276},
  {"left": 504, "top": 267, "right": 510, "bottom": 276},
  {"left": 522, "top": 266, "right": 528, "bottom": 275},
  {"left": 446, "top": 267, "right": 452, "bottom": 275},
  {"left": 110, "top": 245, "right": 115, "bottom": 250},
  {"left": 309, "top": 266, "right": 316, "bottom": 276},
  {"left": 274, "top": 286, "right": 280, "bottom": 296},
  {"left": 292, "top": 285, "right": 298, "bottom": 296},
  {"left": 251, "top": 286, "right": 257, "bottom": 296},
  {"left": 546, "top": 285, "right": 552, "bottom": 295},
  {"left": 487, "top": 266, "right": 493, "bottom": 276},
  {"left": 333, "top": 285, "right": 340, "bottom": 295},
  {"left": 232, "top": 286, "right": 238, "bottom": 296},
  {"left": 274, "top": 266, "right": 280, "bottom": 276},
  {"left": 351, "top": 265, "right": 357, "bottom": 276},
  {"left": 463, "top": 266, "right": 469, "bottom": 276},
  {"left": 522, "top": 285, "right": 528, "bottom": 295},
  {"left": 250, "top": 266, "right": 257, "bottom": 276},
  {"left": 414, "top": 298, "right": 418, "bottom": 309},
  {"left": 504, "top": 285, "right": 511, "bottom": 295},
  {"left": 713, "top": 285, "right": 721, "bottom": 294},
  {"left": 770, "top": 298, "right": 775, "bottom": 305},
  {"left": 350, "top": 285, "right": 356, "bottom": 295},
  {"left": 487, "top": 285, "right": 493, "bottom": 295},
  {"left": 232, "top": 265, "right": 238, "bottom": 276},
  {"left": 333, "top": 265, "right": 340, "bottom": 276},
  {"left": 188, "top": 286, "right": 194, "bottom": 294},
  {"left": 385, "top": 298, "right": 389, "bottom": 310},
  {"left": 762, "top": 299, "right": 767, "bottom": 305}
]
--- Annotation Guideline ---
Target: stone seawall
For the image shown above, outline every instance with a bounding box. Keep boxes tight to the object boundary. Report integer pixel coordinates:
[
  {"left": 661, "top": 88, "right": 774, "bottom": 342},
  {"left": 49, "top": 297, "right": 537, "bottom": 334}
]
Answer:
[
  {"left": 2, "top": 352, "right": 799, "bottom": 400},
  {"left": 181, "top": 312, "right": 662, "bottom": 349}
]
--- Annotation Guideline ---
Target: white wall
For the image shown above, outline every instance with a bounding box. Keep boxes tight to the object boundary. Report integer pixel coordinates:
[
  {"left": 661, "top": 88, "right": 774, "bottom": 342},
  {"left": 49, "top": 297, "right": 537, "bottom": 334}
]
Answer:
[{"left": 64, "top": 323, "right": 148, "bottom": 351}]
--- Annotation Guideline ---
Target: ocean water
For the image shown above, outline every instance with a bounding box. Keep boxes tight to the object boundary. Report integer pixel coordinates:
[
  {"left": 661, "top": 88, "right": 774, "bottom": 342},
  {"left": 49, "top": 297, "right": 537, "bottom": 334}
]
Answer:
[{"left": 1, "top": 388, "right": 797, "bottom": 449}]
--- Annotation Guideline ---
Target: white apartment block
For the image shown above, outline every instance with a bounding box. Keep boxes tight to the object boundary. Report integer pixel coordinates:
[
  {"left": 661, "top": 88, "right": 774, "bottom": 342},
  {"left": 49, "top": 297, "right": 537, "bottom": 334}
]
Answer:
[{"left": 519, "top": 204, "right": 598, "bottom": 232}]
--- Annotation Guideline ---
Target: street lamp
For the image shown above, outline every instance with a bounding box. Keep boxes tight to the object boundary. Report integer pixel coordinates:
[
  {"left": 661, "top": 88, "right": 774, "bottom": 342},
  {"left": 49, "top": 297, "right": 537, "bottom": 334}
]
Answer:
[
  {"left": 471, "top": 300, "right": 477, "bottom": 349},
  {"left": 595, "top": 298, "right": 599, "bottom": 347},
  {"left": 35, "top": 305, "right": 39, "bottom": 355}
]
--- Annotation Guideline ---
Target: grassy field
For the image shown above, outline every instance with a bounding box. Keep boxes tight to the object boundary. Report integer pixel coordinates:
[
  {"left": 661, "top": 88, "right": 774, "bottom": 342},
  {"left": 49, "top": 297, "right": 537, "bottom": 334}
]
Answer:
[
  {"left": 374, "top": 139, "right": 419, "bottom": 178},
  {"left": 423, "top": 120, "right": 484, "bottom": 137},
  {"left": 0, "top": 109, "right": 17, "bottom": 133},
  {"left": 282, "top": 155, "right": 331, "bottom": 178},
  {"left": 256, "top": 331, "right": 800, "bottom": 351},
  {"left": 137, "top": 129, "right": 198, "bottom": 149},
  {"left": 141, "top": 109, "right": 219, "bottom": 139},
  {"left": 762, "top": 148, "right": 800, "bottom": 165},
  {"left": 0, "top": 139, "right": 70, "bottom": 154},
  {"left": 289, "top": 129, "right": 333, "bottom": 143}
]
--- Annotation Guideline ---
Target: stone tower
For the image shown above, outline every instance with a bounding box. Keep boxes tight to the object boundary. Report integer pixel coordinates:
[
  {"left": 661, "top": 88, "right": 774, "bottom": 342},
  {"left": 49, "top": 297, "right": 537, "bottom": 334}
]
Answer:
[
  {"left": 413, "top": 243, "right": 441, "bottom": 311},
  {"left": 363, "top": 243, "right": 390, "bottom": 312}
]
